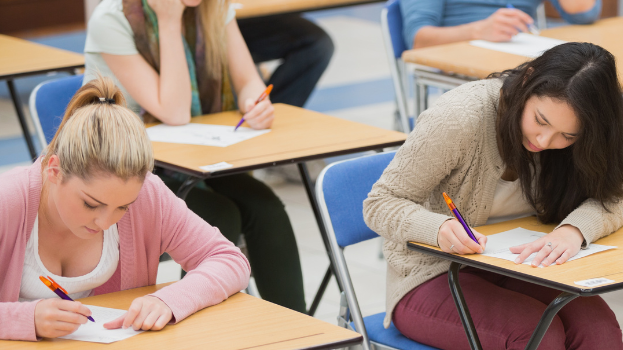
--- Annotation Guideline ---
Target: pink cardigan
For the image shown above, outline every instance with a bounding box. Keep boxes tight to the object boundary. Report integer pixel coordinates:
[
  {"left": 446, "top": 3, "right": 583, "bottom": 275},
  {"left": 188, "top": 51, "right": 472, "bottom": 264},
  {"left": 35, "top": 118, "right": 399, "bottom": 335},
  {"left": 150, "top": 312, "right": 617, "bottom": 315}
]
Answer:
[{"left": 0, "top": 160, "right": 251, "bottom": 341}]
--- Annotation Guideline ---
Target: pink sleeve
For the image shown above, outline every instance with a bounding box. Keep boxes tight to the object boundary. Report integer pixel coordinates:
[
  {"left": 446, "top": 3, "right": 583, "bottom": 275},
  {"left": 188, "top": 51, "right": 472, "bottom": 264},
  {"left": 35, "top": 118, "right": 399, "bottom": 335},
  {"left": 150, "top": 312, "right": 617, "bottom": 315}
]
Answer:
[
  {"left": 0, "top": 300, "right": 39, "bottom": 341},
  {"left": 147, "top": 177, "right": 251, "bottom": 323}
]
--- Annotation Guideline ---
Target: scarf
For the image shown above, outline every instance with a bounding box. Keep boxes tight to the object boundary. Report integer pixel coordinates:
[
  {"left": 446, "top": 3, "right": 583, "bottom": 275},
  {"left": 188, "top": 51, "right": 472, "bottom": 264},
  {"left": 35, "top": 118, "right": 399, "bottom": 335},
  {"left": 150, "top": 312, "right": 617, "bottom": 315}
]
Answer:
[{"left": 123, "top": 0, "right": 236, "bottom": 119}]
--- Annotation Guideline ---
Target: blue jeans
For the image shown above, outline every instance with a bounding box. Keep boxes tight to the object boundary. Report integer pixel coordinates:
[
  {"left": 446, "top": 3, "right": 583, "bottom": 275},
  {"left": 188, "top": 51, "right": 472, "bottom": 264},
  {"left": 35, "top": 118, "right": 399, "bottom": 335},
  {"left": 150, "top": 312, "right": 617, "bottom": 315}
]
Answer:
[{"left": 238, "top": 14, "right": 334, "bottom": 107}]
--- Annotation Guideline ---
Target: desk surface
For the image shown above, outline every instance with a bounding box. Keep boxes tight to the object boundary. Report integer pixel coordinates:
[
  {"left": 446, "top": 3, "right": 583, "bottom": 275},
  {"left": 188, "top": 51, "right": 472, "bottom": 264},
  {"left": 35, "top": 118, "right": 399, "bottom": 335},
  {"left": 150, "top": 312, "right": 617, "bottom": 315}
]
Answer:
[
  {"left": 232, "top": 0, "right": 382, "bottom": 19},
  {"left": 0, "top": 34, "right": 85, "bottom": 80},
  {"left": 149, "top": 103, "right": 407, "bottom": 178},
  {"left": 408, "top": 216, "right": 623, "bottom": 295},
  {"left": 402, "top": 17, "right": 623, "bottom": 80},
  {"left": 1, "top": 284, "right": 362, "bottom": 349}
]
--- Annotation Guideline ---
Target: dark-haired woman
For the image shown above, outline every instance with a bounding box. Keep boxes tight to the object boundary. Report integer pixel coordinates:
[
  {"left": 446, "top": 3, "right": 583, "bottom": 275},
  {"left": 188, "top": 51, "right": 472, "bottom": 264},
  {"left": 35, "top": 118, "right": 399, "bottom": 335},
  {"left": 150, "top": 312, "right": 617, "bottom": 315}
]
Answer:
[{"left": 364, "top": 42, "right": 623, "bottom": 349}]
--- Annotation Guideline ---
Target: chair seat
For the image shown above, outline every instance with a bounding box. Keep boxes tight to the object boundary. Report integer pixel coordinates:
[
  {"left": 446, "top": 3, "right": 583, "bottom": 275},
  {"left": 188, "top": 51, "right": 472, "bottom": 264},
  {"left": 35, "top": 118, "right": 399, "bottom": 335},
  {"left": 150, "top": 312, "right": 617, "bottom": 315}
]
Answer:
[{"left": 351, "top": 312, "right": 438, "bottom": 350}]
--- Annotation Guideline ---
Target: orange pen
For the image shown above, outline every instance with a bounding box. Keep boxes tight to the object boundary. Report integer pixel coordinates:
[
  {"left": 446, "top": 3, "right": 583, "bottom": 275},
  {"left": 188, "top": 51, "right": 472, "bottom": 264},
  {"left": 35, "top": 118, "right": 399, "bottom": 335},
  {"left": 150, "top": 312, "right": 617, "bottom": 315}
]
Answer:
[{"left": 233, "top": 84, "right": 273, "bottom": 131}]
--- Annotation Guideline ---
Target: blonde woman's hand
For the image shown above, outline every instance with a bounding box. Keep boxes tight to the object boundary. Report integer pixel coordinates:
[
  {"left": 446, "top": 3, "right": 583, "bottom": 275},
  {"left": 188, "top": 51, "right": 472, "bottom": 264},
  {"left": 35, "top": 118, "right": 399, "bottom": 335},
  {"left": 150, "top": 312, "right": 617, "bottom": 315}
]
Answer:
[
  {"left": 34, "top": 299, "right": 92, "bottom": 338},
  {"left": 147, "top": 0, "right": 186, "bottom": 24},
  {"left": 241, "top": 98, "right": 275, "bottom": 130},
  {"left": 438, "top": 219, "right": 486, "bottom": 254},
  {"left": 103, "top": 296, "right": 173, "bottom": 331},
  {"left": 510, "top": 225, "right": 584, "bottom": 267}
]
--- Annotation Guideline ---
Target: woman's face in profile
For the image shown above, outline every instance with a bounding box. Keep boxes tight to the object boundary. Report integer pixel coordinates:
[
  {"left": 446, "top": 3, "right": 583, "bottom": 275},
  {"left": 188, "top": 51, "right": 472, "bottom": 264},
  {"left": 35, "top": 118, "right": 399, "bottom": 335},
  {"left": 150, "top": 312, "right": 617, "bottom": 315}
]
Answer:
[{"left": 520, "top": 95, "right": 580, "bottom": 152}]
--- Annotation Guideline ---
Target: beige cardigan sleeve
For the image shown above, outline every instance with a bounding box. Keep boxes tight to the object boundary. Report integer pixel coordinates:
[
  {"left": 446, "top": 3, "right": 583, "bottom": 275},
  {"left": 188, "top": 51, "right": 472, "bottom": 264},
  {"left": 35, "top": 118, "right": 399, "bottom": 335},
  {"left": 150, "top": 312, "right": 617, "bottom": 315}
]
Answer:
[
  {"left": 363, "top": 94, "right": 480, "bottom": 247},
  {"left": 557, "top": 197, "right": 623, "bottom": 246}
]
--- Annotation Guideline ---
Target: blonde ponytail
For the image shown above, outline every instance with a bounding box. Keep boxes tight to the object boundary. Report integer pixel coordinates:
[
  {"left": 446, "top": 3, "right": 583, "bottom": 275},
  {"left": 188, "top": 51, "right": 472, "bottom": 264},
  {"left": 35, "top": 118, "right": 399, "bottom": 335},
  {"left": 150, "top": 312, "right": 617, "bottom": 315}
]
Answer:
[{"left": 42, "top": 76, "right": 154, "bottom": 181}]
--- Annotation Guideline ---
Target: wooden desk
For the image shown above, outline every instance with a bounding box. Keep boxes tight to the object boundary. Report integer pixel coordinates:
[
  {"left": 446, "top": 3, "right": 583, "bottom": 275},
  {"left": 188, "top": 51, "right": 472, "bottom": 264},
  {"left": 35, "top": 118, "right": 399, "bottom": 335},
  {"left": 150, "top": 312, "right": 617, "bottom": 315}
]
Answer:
[
  {"left": 149, "top": 103, "right": 407, "bottom": 317},
  {"left": 0, "top": 34, "right": 85, "bottom": 159},
  {"left": 402, "top": 17, "right": 623, "bottom": 80},
  {"left": 407, "top": 216, "right": 623, "bottom": 350},
  {"left": 401, "top": 17, "right": 623, "bottom": 117},
  {"left": 0, "top": 284, "right": 363, "bottom": 349},
  {"left": 149, "top": 104, "right": 405, "bottom": 178},
  {"left": 233, "top": 0, "right": 383, "bottom": 19}
]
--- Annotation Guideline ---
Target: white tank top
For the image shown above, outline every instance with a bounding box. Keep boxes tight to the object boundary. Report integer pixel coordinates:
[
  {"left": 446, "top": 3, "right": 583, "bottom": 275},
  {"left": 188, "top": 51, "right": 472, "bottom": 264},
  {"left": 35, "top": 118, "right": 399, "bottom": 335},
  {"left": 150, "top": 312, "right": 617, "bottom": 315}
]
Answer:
[
  {"left": 19, "top": 215, "right": 120, "bottom": 301},
  {"left": 486, "top": 178, "right": 536, "bottom": 225}
]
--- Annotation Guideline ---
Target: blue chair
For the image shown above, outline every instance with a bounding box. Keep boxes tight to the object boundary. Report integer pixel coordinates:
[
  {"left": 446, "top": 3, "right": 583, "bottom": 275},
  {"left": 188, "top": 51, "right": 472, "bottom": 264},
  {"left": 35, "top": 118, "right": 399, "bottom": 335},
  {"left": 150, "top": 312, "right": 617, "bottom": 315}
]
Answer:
[
  {"left": 315, "top": 151, "right": 437, "bottom": 350},
  {"left": 381, "top": 0, "right": 411, "bottom": 133},
  {"left": 28, "top": 75, "right": 84, "bottom": 148}
]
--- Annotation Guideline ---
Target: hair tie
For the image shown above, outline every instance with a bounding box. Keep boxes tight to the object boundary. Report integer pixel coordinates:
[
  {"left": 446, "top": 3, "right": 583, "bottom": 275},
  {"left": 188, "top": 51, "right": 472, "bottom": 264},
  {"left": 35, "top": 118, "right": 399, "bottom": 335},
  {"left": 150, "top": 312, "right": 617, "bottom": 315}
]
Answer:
[{"left": 98, "top": 97, "right": 115, "bottom": 104}]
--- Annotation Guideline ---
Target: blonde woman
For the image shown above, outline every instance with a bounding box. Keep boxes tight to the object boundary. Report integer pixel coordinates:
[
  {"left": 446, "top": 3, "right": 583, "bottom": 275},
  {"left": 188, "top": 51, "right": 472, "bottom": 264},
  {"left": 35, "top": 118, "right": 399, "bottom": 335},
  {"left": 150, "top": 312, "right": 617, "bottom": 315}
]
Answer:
[
  {"left": 83, "top": 0, "right": 306, "bottom": 313},
  {"left": 0, "top": 77, "right": 250, "bottom": 341}
]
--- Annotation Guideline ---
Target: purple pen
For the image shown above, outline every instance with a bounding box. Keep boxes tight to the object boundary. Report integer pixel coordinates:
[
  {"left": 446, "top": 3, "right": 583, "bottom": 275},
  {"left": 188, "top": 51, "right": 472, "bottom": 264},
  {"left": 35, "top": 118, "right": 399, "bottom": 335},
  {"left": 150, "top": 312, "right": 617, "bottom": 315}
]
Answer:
[
  {"left": 442, "top": 192, "right": 479, "bottom": 244},
  {"left": 40, "top": 276, "right": 95, "bottom": 322}
]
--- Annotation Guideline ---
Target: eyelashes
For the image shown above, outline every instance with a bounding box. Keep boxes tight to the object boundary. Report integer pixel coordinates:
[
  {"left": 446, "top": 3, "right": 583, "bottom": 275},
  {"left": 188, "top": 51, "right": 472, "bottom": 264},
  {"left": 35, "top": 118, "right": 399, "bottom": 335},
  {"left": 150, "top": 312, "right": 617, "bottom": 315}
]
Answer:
[
  {"left": 83, "top": 201, "right": 130, "bottom": 211},
  {"left": 534, "top": 115, "right": 574, "bottom": 141}
]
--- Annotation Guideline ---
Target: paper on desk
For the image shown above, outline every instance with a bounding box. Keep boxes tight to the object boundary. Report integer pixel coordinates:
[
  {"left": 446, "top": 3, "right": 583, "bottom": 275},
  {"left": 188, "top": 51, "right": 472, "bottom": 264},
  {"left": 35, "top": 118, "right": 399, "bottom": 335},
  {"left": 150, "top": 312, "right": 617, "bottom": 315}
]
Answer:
[
  {"left": 146, "top": 123, "right": 270, "bottom": 147},
  {"left": 470, "top": 33, "right": 566, "bottom": 58},
  {"left": 59, "top": 305, "right": 143, "bottom": 343},
  {"left": 482, "top": 227, "right": 616, "bottom": 268}
]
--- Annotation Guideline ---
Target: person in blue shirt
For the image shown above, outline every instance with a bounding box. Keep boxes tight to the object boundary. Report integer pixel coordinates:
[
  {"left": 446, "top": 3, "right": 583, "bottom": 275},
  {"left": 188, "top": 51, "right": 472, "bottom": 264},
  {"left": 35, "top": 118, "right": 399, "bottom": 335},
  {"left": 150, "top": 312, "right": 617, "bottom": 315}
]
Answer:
[{"left": 401, "top": 0, "right": 601, "bottom": 49}]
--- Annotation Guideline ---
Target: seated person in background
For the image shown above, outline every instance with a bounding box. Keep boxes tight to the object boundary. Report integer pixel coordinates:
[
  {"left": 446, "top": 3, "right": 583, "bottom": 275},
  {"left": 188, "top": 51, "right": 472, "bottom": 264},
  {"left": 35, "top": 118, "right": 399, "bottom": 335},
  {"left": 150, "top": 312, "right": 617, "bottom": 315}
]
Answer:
[
  {"left": 83, "top": 0, "right": 307, "bottom": 314},
  {"left": 0, "top": 77, "right": 249, "bottom": 341},
  {"left": 238, "top": 14, "right": 334, "bottom": 108},
  {"left": 401, "top": 0, "right": 601, "bottom": 49}
]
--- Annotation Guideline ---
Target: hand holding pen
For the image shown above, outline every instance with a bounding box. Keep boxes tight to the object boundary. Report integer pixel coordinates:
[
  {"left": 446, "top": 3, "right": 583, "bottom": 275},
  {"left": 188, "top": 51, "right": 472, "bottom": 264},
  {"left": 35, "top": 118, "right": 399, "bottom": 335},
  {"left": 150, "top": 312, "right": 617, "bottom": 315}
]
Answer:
[
  {"left": 438, "top": 192, "right": 487, "bottom": 254},
  {"left": 234, "top": 84, "right": 274, "bottom": 131},
  {"left": 34, "top": 276, "right": 94, "bottom": 338}
]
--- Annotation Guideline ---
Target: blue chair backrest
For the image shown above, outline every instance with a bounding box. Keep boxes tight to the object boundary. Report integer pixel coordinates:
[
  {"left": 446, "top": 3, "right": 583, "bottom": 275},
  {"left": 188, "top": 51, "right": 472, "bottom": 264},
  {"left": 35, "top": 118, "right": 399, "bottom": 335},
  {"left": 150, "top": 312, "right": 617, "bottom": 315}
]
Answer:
[
  {"left": 319, "top": 151, "right": 396, "bottom": 247},
  {"left": 30, "top": 75, "right": 84, "bottom": 145},
  {"left": 385, "top": 0, "right": 406, "bottom": 59}
]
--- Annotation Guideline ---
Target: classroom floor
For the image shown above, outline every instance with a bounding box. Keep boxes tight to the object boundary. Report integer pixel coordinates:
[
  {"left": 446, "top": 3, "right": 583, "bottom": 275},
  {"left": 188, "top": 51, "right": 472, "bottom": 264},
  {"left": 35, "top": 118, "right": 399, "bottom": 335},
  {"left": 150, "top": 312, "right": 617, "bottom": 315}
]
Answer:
[{"left": 2, "top": 2, "right": 623, "bottom": 340}]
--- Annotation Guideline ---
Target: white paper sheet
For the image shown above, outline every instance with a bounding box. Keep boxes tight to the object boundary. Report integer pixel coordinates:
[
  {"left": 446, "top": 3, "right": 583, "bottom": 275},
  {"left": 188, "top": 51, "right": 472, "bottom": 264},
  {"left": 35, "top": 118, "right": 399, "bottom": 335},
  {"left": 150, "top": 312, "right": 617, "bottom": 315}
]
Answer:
[
  {"left": 59, "top": 305, "right": 143, "bottom": 344},
  {"left": 146, "top": 123, "right": 271, "bottom": 147},
  {"left": 470, "top": 33, "right": 567, "bottom": 58},
  {"left": 482, "top": 227, "right": 616, "bottom": 268}
]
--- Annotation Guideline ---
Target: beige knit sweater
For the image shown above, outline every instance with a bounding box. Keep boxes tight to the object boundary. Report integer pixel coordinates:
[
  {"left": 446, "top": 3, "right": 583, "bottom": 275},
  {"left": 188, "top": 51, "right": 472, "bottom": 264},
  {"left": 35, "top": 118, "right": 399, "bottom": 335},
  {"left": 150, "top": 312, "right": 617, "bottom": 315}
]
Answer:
[{"left": 363, "top": 78, "right": 623, "bottom": 328}]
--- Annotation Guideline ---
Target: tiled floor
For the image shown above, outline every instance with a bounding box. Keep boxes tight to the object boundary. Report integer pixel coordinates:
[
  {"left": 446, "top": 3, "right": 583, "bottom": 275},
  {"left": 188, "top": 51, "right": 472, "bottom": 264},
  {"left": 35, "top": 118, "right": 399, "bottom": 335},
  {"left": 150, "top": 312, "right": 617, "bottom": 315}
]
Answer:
[{"left": 2, "top": 2, "right": 623, "bottom": 343}]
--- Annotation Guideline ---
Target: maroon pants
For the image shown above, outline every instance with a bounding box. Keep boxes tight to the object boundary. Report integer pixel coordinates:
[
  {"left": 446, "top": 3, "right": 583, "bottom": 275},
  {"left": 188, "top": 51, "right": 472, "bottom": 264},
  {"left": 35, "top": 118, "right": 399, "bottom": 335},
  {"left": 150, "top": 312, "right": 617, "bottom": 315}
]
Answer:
[{"left": 393, "top": 267, "right": 622, "bottom": 350}]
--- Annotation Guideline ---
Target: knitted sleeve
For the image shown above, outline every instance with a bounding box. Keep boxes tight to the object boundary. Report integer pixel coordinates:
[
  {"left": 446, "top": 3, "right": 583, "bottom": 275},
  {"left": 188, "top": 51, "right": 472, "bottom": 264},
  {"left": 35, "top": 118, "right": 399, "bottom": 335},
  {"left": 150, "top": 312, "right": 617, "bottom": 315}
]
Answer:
[
  {"left": 557, "top": 197, "right": 623, "bottom": 247},
  {"left": 363, "top": 86, "right": 482, "bottom": 247}
]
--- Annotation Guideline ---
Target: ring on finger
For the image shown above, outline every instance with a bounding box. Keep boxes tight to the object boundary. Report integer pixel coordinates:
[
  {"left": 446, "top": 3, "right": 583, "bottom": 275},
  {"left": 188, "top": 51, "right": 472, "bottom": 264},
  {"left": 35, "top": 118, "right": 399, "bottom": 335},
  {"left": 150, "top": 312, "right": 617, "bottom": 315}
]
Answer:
[
  {"left": 546, "top": 242, "right": 553, "bottom": 252},
  {"left": 449, "top": 244, "right": 455, "bottom": 252}
]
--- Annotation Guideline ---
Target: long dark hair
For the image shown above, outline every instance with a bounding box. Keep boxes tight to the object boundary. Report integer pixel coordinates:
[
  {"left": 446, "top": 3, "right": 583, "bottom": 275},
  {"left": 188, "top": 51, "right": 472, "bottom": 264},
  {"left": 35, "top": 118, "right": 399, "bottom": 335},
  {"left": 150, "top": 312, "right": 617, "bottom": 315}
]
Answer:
[{"left": 491, "top": 42, "right": 623, "bottom": 223}]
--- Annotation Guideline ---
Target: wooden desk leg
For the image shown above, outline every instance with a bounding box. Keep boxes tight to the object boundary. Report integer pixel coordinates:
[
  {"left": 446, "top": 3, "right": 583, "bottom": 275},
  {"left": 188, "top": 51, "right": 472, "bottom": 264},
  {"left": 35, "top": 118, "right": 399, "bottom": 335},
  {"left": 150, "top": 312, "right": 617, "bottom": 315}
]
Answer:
[
  {"left": 297, "top": 162, "right": 344, "bottom": 316},
  {"left": 6, "top": 80, "right": 38, "bottom": 160},
  {"left": 524, "top": 291, "right": 578, "bottom": 350},
  {"left": 448, "top": 262, "right": 483, "bottom": 350}
]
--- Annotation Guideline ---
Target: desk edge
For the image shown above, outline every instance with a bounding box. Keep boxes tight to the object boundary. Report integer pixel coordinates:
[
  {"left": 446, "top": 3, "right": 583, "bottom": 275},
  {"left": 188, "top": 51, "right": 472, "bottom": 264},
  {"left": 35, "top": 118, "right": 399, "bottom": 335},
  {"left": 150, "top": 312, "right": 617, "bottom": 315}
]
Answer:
[
  {"left": 406, "top": 242, "right": 623, "bottom": 296},
  {"left": 154, "top": 139, "right": 405, "bottom": 178}
]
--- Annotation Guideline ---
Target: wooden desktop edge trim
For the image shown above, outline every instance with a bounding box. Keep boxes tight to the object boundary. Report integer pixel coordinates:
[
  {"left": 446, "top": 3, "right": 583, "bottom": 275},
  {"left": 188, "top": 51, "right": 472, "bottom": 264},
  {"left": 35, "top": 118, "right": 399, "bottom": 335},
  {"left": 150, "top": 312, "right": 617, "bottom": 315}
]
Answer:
[
  {"left": 296, "top": 335, "right": 364, "bottom": 350},
  {"left": 237, "top": 333, "right": 363, "bottom": 350},
  {"left": 405, "top": 242, "right": 617, "bottom": 296},
  {"left": 1, "top": 64, "right": 85, "bottom": 80},
  {"left": 154, "top": 140, "right": 406, "bottom": 178}
]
